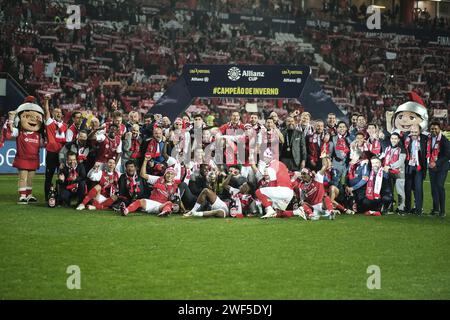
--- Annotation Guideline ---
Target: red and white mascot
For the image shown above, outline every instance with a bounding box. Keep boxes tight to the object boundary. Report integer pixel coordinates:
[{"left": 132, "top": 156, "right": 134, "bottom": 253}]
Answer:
[{"left": 4, "top": 96, "right": 44, "bottom": 204}]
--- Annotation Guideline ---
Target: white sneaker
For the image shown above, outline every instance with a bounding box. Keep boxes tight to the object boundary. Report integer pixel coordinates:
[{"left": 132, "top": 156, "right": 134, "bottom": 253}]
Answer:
[
  {"left": 345, "top": 209, "right": 355, "bottom": 215},
  {"left": 293, "top": 207, "right": 307, "bottom": 220},
  {"left": 76, "top": 204, "right": 85, "bottom": 210},
  {"left": 87, "top": 205, "right": 96, "bottom": 210},
  {"left": 261, "top": 206, "right": 277, "bottom": 219},
  {"left": 183, "top": 211, "right": 193, "bottom": 218},
  {"left": 332, "top": 210, "right": 341, "bottom": 216}
]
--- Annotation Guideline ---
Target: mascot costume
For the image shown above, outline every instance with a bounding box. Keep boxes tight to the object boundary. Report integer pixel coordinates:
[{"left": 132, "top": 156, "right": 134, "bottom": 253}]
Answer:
[
  {"left": 4, "top": 96, "right": 44, "bottom": 204},
  {"left": 386, "top": 91, "right": 429, "bottom": 135},
  {"left": 385, "top": 90, "right": 429, "bottom": 213}
]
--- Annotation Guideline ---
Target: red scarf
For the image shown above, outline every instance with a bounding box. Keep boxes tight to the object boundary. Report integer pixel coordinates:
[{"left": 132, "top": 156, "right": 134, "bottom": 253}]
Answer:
[
  {"left": 427, "top": 133, "right": 441, "bottom": 164},
  {"left": 66, "top": 166, "right": 79, "bottom": 191},
  {"left": 335, "top": 134, "right": 350, "bottom": 155},
  {"left": 147, "top": 138, "right": 162, "bottom": 158},
  {"left": 127, "top": 173, "right": 141, "bottom": 195},
  {"left": 347, "top": 161, "right": 360, "bottom": 180},
  {"left": 366, "top": 167, "right": 383, "bottom": 200},
  {"left": 404, "top": 136, "right": 422, "bottom": 171},
  {"left": 130, "top": 138, "right": 141, "bottom": 159},
  {"left": 368, "top": 139, "right": 381, "bottom": 155},
  {"left": 320, "top": 141, "right": 331, "bottom": 157},
  {"left": 383, "top": 146, "right": 401, "bottom": 174}
]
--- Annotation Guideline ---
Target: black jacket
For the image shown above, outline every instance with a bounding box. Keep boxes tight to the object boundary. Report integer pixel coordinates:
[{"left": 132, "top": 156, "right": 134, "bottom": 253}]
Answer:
[
  {"left": 405, "top": 133, "right": 428, "bottom": 179},
  {"left": 57, "top": 165, "right": 86, "bottom": 188},
  {"left": 281, "top": 128, "right": 307, "bottom": 166},
  {"left": 118, "top": 173, "right": 145, "bottom": 201},
  {"left": 430, "top": 133, "right": 450, "bottom": 172}
]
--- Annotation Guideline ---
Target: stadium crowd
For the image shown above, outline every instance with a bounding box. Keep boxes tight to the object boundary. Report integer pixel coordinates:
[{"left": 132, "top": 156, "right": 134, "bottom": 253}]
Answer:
[{"left": 0, "top": 0, "right": 449, "bottom": 219}]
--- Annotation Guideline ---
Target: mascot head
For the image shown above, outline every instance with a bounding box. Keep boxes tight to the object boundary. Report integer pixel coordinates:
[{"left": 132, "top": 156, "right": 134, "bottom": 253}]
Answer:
[
  {"left": 393, "top": 91, "right": 428, "bottom": 132},
  {"left": 13, "top": 96, "right": 44, "bottom": 132}
]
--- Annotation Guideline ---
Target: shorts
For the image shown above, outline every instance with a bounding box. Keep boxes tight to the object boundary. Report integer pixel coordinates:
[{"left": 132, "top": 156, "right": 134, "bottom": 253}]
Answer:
[
  {"left": 211, "top": 197, "right": 229, "bottom": 216},
  {"left": 142, "top": 199, "right": 164, "bottom": 214},
  {"left": 259, "top": 187, "right": 294, "bottom": 211},
  {"left": 94, "top": 194, "right": 108, "bottom": 204}
]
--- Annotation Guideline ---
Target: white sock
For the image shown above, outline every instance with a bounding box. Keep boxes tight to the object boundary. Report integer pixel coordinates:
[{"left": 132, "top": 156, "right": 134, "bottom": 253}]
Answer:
[
  {"left": 192, "top": 211, "right": 203, "bottom": 217},
  {"left": 192, "top": 203, "right": 202, "bottom": 212}
]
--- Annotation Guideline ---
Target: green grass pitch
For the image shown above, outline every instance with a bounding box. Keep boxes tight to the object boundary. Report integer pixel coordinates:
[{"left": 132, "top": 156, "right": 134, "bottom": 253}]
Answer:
[{"left": 0, "top": 175, "right": 449, "bottom": 299}]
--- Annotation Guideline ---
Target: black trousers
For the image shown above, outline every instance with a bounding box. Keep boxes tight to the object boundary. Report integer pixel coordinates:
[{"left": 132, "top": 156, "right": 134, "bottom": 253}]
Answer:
[
  {"left": 58, "top": 181, "right": 86, "bottom": 207},
  {"left": 405, "top": 166, "right": 424, "bottom": 214},
  {"left": 178, "top": 182, "right": 197, "bottom": 210},
  {"left": 429, "top": 168, "right": 448, "bottom": 215},
  {"left": 45, "top": 151, "right": 60, "bottom": 200}
]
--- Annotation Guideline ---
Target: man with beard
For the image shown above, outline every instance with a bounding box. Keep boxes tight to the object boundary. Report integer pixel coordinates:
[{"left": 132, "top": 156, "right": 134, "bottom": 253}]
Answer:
[
  {"left": 145, "top": 126, "right": 168, "bottom": 175},
  {"left": 380, "top": 133, "right": 406, "bottom": 214},
  {"left": 306, "top": 119, "right": 326, "bottom": 172},
  {"left": 66, "top": 111, "right": 84, "bottom": 143},
  {"left": 119, "top": 155, "right": 179, "bottom": 217},
  {"left": 43, "top": 95, "right": 67, "bottom": 201},
  {"left": 57, "top": 152, "right": 87, "bottom": 207},
  {"left": 280, "top": 116, "right": 306, "bottom": 171},
  {"left": 331, "top": 121, "right": 352, "bottom": 185},
  {"left": 116, "top": 160, "right": 145, "bottom": 208},
  {"left": 358, "top": 157, "right": 393, "bottom": 216},
  {"left": 95, "top": 123, "right": 122, "bottom": 168},
  {"left": 426, "top": 121, "right": 450, "bottom": 217},
  {"left": 345, "top": 148, "right": 370, "bottom": 213},
  {"left": 219, "top": 111, "right": 245, "bottom": 167},
  {"left": 404, "top": 125, "right": 428, "bottom": 215},
  {"left": 291, "top": 157, "right": 335, "bottom": 221},
  {"left": 76, "top": 158, "right": 119, "bottom": 211},
  {"left": 59, "top": 130, "right": 90, "bottom": 172},
  {"left": 122, "top": 124, "right": 143, "bottom": 169}
]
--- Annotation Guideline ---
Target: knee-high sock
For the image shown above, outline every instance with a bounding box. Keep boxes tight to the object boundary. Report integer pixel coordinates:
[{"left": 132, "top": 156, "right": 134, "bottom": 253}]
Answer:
[
  {"left": 323, "top": 196, "right": 333, "bottom": 211},
  {"left": 93, "top": 198, "right": 115, "bottom": 210},
  {"left": 18, "top": 188, "right": 27, "bottom": 198},
  {"left": 276, "top": 210, "right": 294, "bottom": 218},
  {"left": 127, "top": 200, "right": 142, "bottom": 213},
  {"left": 302, "top": 204, "right": 314, "bottom": 217},
  {"left": 255, "top": 189, "right": 272, "bottom": 208},
  {"left": 82, "top": 188, "right": 98, "bottom": 205},
  {"left": 161, "top": 202, "right": 173, "bottom": 213},
  {"left": 334, "top": 202, "right": 346, "bottom": 212}
]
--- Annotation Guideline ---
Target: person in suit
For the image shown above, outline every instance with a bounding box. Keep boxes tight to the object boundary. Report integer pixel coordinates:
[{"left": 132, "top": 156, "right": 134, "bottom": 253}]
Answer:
[
  {"left": 280, "top": 116, "right": 306, "bottom": 171},
  {"left": 404, "top": 125, "right": 428, "bottom": 215},
  {"left": 57, "top": 151, "right": 87, "bottom": 207},
  {"left": 427, "top": 121, "right": 450, "bottom": 217}
]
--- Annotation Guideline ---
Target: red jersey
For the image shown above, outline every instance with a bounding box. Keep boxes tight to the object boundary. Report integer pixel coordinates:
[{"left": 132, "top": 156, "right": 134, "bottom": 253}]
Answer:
[
  {"left": 96, "top": 134, "right": 122, "bottom": 163},
  {"left": 105, "top": 122, "right": 127, "bottom": 137},
  {"left": 297, "top": 173, "right": 325, "bottom": 206},
  {"left": 12, "top": 130, "right": 41, "bottom": 170},
  {"left": 150, "top": 177, "right": 179, "bottom": 203},
  {"left": 307, "top": 133, "right": 324, "bottom": 163},
  {"left": 45, "top": 118, "right": 67, "bottom": 153},
  {"left": 99, "top": 170, "right": 120, "bottom": 197},
  {"left": 220, "top": 122, "right": 245, "bottom": 166},
  {"left": 66, "top": 123, "right": 80, "bottom": 143}
]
